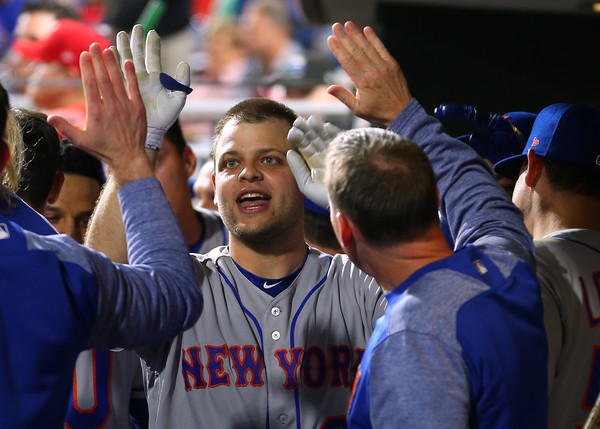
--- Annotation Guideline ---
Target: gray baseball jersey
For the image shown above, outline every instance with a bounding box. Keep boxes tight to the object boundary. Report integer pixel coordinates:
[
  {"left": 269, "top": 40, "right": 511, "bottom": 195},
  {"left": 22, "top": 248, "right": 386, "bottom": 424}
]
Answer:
[
  {"left": 139, "top": 246, "right": 386, "bottom": 428},
  {"left": 536, "top": 228, "right": 600, "bottom": 429},
  {"left": 64, "top": 208, "right": 228, "bottom": 429}
]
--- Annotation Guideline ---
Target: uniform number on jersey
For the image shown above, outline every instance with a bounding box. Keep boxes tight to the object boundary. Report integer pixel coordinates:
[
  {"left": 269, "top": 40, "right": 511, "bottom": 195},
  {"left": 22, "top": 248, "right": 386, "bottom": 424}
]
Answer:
[{"left": 64, "top": 349, "right": 113, "bottom": 428}]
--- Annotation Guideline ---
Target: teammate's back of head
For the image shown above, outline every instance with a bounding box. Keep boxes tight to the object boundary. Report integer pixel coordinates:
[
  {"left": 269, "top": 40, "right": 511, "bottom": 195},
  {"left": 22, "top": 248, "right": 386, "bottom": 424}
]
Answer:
[
  {"left": 326, "top": 127, "right": 439, "bottom": 247},
  {"left": 494, "top": 103, "right": 600, "bottom": 200}
]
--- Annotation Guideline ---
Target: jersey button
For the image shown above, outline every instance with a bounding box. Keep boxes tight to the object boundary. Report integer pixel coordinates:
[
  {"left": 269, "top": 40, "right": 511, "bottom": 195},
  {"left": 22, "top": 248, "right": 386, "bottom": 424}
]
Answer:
[
  {"left": 271, "top": 331, "right": 281, "bottom": 341},
  {"left": 278, "top": 414, "right": 288, "bottom": 424},
  {"left": 271, "top": 307, "right": 281, "bottom": 317}
]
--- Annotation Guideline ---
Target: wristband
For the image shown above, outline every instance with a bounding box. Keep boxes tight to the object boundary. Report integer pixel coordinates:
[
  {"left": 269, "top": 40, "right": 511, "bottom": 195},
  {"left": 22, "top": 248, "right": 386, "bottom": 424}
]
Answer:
[{"left": 145, "top": 127, "right": 165, "bottom": 151}]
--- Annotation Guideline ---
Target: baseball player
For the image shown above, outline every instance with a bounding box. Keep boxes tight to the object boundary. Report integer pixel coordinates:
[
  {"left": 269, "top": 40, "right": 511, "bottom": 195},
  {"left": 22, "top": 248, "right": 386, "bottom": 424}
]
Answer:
[
  {"left": 493, "top": 103, "right": 600, "bottom": 428},
  {"left": 0, "top": 38, "right": 201, "bottom": 429},
  {"left": 432, "top": 101, "right": 600, "bottom": 428},
  {"left": 309, "top": 21, "right": 547, "bottom": 428},
  {"left": 75, "top": 26, "right": 386, "bottom": 429}
]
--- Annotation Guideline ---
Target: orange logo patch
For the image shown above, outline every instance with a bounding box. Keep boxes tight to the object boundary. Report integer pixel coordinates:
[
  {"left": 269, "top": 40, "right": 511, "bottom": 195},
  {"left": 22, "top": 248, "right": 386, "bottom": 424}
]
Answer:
[{"left": 531, "top": 137, "right": 540, "bottom": 147}]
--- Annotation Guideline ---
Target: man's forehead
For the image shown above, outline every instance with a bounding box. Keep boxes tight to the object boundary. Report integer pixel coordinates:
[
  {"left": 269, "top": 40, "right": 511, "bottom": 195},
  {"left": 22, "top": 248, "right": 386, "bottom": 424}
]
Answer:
[{"left": 214, "top": 119, "right": 293, "bottom": 156}]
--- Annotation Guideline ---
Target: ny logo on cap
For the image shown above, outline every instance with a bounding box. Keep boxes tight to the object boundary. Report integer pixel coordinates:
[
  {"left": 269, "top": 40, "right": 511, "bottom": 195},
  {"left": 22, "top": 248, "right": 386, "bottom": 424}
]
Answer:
[
  {"left": 531, "top": 137, "right": 540, "bottom": 147},
  {"left": 596, "top": 155, "right": 600, "bottom": 166}
]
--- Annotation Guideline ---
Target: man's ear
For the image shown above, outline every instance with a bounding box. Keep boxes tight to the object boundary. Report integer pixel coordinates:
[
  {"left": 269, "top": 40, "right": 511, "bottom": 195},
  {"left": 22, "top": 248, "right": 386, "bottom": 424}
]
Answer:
[
  {"left": 183, "top": 146, "right": 197, "bottom": 178},
  {"left": 46, "top": 172, "right": 64, "bottom": 205},
  {"left": 336, "top": 210, "right": 355, "bottom": 248},
  {"left": 524, "top": 149, "right": 544, "bottom": 188}
]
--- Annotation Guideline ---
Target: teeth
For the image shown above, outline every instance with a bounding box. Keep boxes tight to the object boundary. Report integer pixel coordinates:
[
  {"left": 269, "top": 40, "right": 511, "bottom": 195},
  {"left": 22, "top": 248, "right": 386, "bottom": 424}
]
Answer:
[{"left": 239, "top": 192, "right": 267, "bottom": 202}]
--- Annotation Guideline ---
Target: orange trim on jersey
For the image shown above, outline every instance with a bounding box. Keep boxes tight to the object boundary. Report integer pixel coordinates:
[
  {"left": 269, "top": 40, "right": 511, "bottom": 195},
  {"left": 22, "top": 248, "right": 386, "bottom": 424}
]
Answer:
[
  {"left": 348, "top": 367, "right": 361, "bottom": 414},
  {"left": 581, "top": 346, "right": 600, "bottom": 411},
  {"left": 71, "top": 350, "right": 113, "bottom": 415}
]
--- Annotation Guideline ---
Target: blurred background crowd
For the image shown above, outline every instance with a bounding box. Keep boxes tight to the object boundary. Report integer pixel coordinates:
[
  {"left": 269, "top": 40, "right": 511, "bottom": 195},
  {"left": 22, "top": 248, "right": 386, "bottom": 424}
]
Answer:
[{"left": 0, "top": 0, "right": 353, "bottom": 175}]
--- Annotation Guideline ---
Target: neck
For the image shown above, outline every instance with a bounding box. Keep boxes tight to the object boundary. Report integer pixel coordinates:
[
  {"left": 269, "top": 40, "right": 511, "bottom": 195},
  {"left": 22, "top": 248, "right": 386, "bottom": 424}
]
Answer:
[
  {"left": 357, "top": 226, "right": 454, "bottom": 293},
  {"left": 229, "top": 229, "right": 307, "bottom": 278},
  {"left": 529, "top": 191, "right": 600, "bottom": 238}
]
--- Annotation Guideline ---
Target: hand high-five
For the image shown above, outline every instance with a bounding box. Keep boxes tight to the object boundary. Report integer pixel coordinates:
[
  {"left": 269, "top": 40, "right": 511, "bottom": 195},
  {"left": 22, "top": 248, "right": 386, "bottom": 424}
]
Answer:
[
  {"left": 327, "top": 21, "right": 412, "bottom": 127},
  {"left": 48, "top": 43, "right": 151, "bottom": 186},
  {"left": 115, "top": 24, "right": 191, "bottom": 151}
]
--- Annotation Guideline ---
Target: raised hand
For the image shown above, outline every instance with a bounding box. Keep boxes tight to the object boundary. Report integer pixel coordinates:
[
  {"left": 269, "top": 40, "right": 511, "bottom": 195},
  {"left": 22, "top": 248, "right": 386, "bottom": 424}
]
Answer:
[
  {"left": 115, "top": 24, "right": 191, "bottom": 150},
  {"left": 286, "top": 116, "right": 341, "bottom": 209},
  {"left": 327, "top": 21, "right": 412, "bottom": 126},
  {"left": 48, "top": 43, "right": 151, "bottom": 186}
]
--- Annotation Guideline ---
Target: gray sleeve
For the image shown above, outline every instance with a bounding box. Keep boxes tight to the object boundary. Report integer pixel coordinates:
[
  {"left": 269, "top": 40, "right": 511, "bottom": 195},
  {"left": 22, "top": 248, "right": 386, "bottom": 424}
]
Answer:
[
  {"left": 88, "top": 177, "right": 202, "bottom": 349},
  {"left": 387, "top": 99, "right": 534, "bottom": 266}
]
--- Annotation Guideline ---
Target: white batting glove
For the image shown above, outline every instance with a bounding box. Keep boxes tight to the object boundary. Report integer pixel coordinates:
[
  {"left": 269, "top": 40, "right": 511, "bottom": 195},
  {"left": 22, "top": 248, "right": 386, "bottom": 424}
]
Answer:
[
  {"left": 115, "top": 24, "right": 191, "bottom": 151},
  {"left": 286, "top": 116, "right": 341, "bottom": 210}
]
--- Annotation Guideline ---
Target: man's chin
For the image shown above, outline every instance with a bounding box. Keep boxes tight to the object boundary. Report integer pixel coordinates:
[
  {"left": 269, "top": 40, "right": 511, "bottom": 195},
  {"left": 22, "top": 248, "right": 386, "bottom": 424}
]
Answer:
[{"left": 230, "top": 224, "right": 278, "bottom": 244}]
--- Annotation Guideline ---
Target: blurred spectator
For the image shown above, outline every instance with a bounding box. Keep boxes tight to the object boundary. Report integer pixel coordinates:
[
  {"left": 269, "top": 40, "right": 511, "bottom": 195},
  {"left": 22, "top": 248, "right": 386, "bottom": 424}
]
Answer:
[
  {"left": 11, "top": 18, "right": 110, "bottom": 127},
  {"left": 200, "top": 19, "right": 248, "bottom": 85},
  {"left": 14, "top": 1, "right": 79, "bottom": 41},
  {"left": 240, "top": 0, "right": 307, "bottom": 85},
  {"left": 192, "top": 157, "right": 217, "bottom": 211},
  {"left": 191, "top": 18, "right": 252, "bottom": 99},
  {"left": 2, "top": 1, "right": 79, "bottom": 93}
]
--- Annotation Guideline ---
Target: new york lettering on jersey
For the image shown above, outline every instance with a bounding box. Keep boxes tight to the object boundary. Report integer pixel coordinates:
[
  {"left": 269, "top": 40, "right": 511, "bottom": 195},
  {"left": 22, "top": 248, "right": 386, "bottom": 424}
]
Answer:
[
  {"left": 139, "top": 247, "right": 385, "bottom": 429},
  {"left": 181, "top": 344, "right": 365, "bottom": 390}
]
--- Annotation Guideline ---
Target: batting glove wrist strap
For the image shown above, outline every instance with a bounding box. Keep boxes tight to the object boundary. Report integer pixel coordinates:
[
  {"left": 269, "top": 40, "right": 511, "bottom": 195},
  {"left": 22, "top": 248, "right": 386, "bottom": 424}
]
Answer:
[{"left": 145, "top": 127, "right": 165, "bottom": 151}]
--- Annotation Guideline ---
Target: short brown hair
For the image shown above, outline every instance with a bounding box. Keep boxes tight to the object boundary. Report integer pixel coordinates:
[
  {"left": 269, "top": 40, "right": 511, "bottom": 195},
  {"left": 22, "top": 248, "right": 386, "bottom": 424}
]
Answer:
[
  {"left": 212, "top": 98, "right": 298, "bottom": 158},
  {"left": 326, "top": 128, "right": 439, "bottom": 246}
]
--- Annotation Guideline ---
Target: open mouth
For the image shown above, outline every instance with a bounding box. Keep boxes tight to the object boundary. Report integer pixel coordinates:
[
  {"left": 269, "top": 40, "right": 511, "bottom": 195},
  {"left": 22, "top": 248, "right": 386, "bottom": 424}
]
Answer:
[{"left": 237, "top": 192, "right": 271, "bottom": 209}]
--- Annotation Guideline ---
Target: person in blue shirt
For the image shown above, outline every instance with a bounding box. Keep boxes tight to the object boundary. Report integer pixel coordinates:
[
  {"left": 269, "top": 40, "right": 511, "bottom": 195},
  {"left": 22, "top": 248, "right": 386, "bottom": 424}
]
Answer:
[
  {"left": 288, "top": 21, "right": 548, "bottom": 428},
  {"left": 0, "top": 30, "right": 201, "bottom": 429}
]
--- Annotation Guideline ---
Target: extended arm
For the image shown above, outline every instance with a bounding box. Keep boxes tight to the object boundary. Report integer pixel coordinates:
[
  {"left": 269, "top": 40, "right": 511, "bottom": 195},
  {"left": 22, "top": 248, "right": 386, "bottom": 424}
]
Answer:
[
  {"left": 45, "top": 38, "right": 200, "bottom": 347},
  {"left": 83, "top": 25, "right": 191, "bottom": 262},
  {"left": 326, "top": 22, "right": 533, "bottom": 262}
]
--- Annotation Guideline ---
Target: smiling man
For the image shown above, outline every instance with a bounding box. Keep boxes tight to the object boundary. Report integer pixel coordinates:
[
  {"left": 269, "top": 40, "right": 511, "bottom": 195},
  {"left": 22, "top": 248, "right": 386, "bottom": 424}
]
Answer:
[{"left": 87, "top": 97, "right": 386, "bottom": 428}]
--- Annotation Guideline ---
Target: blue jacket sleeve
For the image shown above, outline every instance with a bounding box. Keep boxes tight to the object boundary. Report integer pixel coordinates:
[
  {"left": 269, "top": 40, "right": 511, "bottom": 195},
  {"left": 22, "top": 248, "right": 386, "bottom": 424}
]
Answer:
[
  {"left": 388, "top": 99, "right": 534, "bottom": 265},
  {"left": 85, "top": 177, "right": 202, "bottom": 349}
]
